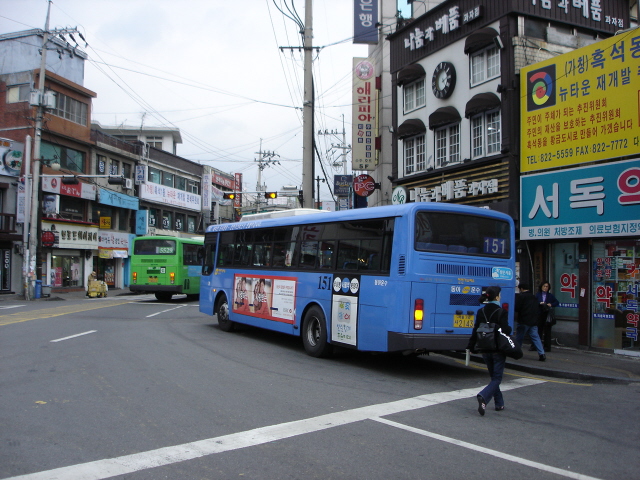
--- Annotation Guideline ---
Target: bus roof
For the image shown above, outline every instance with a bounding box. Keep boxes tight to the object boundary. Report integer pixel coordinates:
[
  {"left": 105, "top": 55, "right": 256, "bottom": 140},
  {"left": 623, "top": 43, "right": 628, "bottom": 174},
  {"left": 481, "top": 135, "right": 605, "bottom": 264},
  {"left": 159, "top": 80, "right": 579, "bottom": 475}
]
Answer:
[
  {"left": 205, "top": 203, "right": 513, "bottom": 233},
  {"left": 239, "top": 208, "right": 329, "bottom": 221},
  {"left": 132, "top": 235, "right": 204, "bottom": 244}
]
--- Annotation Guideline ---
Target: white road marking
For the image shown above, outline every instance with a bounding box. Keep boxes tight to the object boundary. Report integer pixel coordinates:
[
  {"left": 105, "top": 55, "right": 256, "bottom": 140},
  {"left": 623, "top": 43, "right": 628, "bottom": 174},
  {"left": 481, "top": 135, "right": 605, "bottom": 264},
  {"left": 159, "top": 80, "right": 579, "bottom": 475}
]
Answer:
[
  {"left": 0, "top": 305, "right": 24, "bottom": 310},
  {"left": 145, "top": 305, "right": 186, "bottom": 318},
  {"left": 373, "top": 418, "right": 604, "bottom": 480},
  {"left": 50, "top": 331, "right": 97, "bottom": 343},
  {"left": 3, "top": 379, "right": 547, "bottom": 480}
]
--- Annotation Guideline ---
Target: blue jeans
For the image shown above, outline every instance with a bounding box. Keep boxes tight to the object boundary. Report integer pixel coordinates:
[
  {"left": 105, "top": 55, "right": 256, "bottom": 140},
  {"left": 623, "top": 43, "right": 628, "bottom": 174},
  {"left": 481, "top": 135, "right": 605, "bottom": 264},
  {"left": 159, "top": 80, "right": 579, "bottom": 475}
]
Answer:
[
  {"left": 479, "top": 353, "right": 506, "bottom": 408},
  {"left": 516, "top": 324, "right": 545, "bottom": 356}
]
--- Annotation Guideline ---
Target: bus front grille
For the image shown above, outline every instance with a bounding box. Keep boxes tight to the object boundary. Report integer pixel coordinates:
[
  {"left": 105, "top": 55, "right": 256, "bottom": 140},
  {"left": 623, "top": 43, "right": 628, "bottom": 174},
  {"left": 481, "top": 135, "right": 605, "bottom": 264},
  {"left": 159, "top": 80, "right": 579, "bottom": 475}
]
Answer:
[{"left": 141, "top": 259, "right": 168, "bottom": 264}]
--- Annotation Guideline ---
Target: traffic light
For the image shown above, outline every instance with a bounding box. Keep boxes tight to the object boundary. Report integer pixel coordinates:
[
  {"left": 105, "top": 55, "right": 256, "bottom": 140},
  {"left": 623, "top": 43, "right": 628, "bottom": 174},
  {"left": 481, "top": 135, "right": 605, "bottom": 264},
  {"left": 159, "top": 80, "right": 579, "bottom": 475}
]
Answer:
[
  {"left": 107, "top": 176, "right": 125, "bottom": 185},
  {"left": 264, "top": 192, "right": 277, "bottom": 199},
  {"left": 223, "top": 192, "right": 236, "bottom": 200}
]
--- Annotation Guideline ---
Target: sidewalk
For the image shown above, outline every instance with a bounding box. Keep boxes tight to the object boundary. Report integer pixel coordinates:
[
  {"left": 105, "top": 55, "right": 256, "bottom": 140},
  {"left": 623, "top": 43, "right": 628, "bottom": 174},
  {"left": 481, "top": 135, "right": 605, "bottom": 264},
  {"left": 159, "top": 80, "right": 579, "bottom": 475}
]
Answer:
[{"left": 3, "top": 290, "right": 640, "bottom": 384}]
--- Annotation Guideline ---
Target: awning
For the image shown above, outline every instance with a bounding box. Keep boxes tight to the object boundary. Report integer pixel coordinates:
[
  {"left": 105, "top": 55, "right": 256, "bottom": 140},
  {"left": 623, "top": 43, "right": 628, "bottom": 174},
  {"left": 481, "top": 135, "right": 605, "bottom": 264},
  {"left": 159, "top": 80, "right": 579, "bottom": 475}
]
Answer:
[
  {"left": 397, "top": 119, "right": 427, "bottom": 139},
  {"left": 428, "top": 107, "right": 461, "bottom": 130},
  {"left": 465, "top": 92, "right": 501, "bottom": 118},
  {"left": 397, "top": 64, "right": 426, "bottom": 86},
  {"left": 464, "top": 27, "right": 499, "bottom": 54}
]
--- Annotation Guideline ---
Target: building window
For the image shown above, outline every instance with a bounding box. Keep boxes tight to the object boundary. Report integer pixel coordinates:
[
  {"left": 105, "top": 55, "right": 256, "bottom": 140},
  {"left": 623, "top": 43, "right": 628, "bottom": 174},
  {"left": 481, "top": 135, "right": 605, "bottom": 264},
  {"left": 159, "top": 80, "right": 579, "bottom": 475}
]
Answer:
[
  {"left": 470, "top": 47, "right": 500, "bottom": 87},
  {"left": 187, "top": 180, "right": 200, "bottom": 194},
  {"left": 6, "top": 84, "right": 30, "bottom": 103},
  {"left": 175, "top": 176, "right": 187, "bottom": 191},
  {"left": 435, "top": 123, "right": 460, "bottom": 168},
  {"left": 187, "top": 216, "right": 196, "bottom": 234},
  {"left": 404, "top": 135, "right": 425, "bottom": 175},
  {"left": 110, "top": 159, "right": 119, "bottom": 175},
  {"left": 148, "top": 167, "right": 161, "bottom": 184},
  {"left": 97, "top": 154, "right": 107, "bottom": 174},
  {"left": 146, "top": 136, "right": 163, "bottom": 149},
  {"left": 122, "top": 162, "right": 132, "bottom": 179},
  {"left": 41, "top": 142, "right": 85, "bottom": 173},
  {"left": 175, "top": 213, "right": 185, "bottom": 231},
  {"left": 162, "top": 171, "right": 174, "bottom": 188},
  {"left": 471, "top": 110, "right": 501, "bottom": 159},
  {"left": 114, "top": 135, "right": 138, "bottom": 143},
  {"left": 403, "top": 78, "right": 426, "bottom": 113},
  {"left": 162, "top": 211, "right": 172, "bottom": 230},
  {"left": 52, "top": 92, "right": 88, "bottom": 126}
]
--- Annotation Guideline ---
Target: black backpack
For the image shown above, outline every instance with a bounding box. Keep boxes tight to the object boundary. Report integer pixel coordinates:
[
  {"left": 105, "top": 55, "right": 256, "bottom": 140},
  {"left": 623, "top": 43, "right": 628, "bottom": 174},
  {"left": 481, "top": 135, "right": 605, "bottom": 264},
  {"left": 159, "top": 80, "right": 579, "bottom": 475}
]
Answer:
[{"left": 474, "top": 307, "right": 502, "bottom": 352}]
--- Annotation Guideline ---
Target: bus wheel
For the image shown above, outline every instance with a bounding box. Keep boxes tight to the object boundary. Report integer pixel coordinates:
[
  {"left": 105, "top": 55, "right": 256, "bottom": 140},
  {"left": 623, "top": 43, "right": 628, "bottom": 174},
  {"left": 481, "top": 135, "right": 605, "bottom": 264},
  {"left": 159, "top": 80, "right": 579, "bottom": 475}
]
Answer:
[
  {"left": 302, "top": 306, "right": 333, "bottom": 358},
  {"left": 155, "top": 292, "right": 172, "bottom": 302},
  {"left": 216, "top": 295, "right": 235, "bottom": 332}
]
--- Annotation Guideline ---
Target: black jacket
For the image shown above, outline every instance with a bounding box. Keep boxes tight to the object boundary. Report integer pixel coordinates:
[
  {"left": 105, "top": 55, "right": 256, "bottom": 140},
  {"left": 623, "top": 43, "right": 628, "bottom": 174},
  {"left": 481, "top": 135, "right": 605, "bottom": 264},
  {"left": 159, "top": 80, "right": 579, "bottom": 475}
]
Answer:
[
  {"left": 466, "top": 302, "right": 511, "bottom": 352},
  {"left": 515, "top": 291, "right": 539, "bottom": 327}
]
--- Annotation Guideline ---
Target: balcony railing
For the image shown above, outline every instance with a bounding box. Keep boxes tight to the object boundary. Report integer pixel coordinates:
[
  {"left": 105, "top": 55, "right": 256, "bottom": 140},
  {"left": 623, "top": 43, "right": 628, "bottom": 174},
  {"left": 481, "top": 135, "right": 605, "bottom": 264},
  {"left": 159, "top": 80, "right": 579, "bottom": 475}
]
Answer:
[{"left": 0, "top": 213, "right": 18, "bottom": 234}]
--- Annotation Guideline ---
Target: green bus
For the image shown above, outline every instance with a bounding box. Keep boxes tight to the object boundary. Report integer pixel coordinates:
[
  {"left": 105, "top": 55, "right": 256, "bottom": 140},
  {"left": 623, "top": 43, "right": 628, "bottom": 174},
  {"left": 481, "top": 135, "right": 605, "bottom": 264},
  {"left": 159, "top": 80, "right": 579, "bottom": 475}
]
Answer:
[{"left": 130, "top": 235, "right": 204, "bottom": 301}]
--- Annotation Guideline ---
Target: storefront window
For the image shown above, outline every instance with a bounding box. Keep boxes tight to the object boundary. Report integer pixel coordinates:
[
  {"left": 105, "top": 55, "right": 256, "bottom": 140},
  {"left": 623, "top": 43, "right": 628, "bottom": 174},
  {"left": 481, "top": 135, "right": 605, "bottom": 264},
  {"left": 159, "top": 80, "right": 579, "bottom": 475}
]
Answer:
[
  {"left": 550, "top": 243, "right": 580, "bottom": 320},
  {"left": 149, "top": 208, "right": 157, "bottom": 227},
  {"left": 162, "top": 211, "right": 172, "bottom": 230},
  {"left": 187, "top": 216, "right": 196, "bottom": 234},
  {"left": 592, "top": 240, "right": 639, "bottom": 352},
  {"left": 50, "top": 255, "right": 83, "bottom": 287}
]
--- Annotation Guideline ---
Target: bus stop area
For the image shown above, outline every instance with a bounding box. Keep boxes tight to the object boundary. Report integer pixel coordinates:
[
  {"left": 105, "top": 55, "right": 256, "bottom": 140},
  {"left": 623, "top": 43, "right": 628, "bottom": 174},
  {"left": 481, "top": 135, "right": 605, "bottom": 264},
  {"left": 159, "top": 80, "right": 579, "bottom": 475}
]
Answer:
[{"left": 3, "top": 288, "right": 640, "bottom": 385}]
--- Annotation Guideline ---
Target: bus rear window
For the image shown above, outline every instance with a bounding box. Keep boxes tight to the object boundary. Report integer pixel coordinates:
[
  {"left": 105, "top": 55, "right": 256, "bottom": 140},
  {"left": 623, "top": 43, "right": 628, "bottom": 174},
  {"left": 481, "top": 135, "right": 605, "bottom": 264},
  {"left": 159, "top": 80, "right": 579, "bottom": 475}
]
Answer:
[
  {"left": 134, "top": 239, "right": 177, "bottom": 255},
  {"left": 415, "top": 212, "right": 511, "bottom": 258}
]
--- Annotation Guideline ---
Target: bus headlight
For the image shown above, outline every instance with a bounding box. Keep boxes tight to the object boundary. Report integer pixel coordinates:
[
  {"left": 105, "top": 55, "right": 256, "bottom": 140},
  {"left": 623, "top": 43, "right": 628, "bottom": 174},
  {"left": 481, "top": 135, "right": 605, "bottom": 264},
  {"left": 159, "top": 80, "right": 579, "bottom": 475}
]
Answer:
[
  {"left": 132, "top": 272, "right": 137, "bottom": 284},
  {"left": 170, "top": 272, "right": 175, "bottom": 284},
  {"left": 414, "top": 299, "right": 424, "bottom": 330}
]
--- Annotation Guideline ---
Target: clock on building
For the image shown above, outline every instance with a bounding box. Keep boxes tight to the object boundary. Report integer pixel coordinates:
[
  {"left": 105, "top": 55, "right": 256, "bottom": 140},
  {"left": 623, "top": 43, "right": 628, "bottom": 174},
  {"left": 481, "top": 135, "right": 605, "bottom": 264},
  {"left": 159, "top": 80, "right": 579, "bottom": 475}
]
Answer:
[{"left": 432, "top": 62, "right": 456, "bottom": 99}]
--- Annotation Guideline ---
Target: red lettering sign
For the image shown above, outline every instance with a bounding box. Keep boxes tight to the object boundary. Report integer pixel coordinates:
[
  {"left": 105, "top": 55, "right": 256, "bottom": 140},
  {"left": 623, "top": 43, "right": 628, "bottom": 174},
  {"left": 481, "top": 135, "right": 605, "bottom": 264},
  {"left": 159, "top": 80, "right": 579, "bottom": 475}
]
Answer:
[{"left": 354, "top": 174, "right": 375, "bottom": 197}]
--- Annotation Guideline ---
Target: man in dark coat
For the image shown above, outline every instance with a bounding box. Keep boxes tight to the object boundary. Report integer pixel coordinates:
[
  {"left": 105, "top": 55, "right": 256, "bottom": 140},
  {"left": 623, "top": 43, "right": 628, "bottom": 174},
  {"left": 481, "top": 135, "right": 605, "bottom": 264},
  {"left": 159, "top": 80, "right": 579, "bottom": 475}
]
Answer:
[{"left": 515, "top": 283, "right": 546, "bottom": 361}]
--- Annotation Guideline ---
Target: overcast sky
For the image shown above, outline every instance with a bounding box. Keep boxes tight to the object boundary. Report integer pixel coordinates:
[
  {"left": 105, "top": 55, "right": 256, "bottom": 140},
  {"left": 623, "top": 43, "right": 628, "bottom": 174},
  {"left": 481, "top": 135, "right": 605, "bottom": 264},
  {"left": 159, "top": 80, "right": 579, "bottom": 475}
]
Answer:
[{"left": 1, "top": 0, "right": 411, "bottom": 201}]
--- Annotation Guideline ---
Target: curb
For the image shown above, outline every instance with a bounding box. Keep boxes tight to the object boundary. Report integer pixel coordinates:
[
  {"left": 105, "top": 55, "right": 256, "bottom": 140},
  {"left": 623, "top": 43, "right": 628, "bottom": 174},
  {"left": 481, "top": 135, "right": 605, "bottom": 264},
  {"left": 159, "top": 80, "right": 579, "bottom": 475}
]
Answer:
[{"left": 440, "top": 351, "right": 640, "bottom": 385}]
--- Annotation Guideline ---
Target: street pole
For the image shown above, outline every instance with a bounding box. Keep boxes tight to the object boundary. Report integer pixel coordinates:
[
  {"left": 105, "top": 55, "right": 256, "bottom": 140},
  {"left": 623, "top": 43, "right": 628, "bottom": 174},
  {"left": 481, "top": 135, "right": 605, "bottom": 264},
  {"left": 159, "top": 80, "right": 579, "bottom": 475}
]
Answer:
[
  {"left": 302, "top": 0, "right": 314, "bottom": 208},
  {"left": 23, "top": 135, "right": 32, "bottom": 300},
  {"left": 27, "top": 0, "right": 52, "bottom": 299}
]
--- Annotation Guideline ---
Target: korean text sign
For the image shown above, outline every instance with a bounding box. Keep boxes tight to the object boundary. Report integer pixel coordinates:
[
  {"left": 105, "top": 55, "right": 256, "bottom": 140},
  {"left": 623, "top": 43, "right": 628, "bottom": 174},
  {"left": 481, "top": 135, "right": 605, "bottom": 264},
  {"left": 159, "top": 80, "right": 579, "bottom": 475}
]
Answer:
[
  {"left": 520, "top": 158, "right": 640, "bottom": 239},
  {"left": 352, "top": 58, "right": 376, "bottom": 171},
  {"left": 520, "top": 32, "right": 640, "bottom": 173}
]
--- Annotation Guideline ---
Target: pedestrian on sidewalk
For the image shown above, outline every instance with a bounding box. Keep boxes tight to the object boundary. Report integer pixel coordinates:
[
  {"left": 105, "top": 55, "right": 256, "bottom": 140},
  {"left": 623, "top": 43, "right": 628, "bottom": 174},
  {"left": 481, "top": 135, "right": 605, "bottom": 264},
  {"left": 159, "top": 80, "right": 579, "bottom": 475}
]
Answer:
[
  {"left": 466, "top": 285, "right": 511, "bottom": 416},
  {"left": 515, "top": 283, "right": 546, "bottom": 361},
  {"left": 536, "top": 281, "right": 559, "bottom": 351}
]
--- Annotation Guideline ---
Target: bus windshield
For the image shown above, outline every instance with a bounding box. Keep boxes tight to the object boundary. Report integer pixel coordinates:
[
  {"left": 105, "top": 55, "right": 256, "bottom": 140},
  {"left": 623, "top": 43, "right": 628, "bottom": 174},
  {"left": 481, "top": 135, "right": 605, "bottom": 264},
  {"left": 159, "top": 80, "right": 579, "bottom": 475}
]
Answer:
[
  {"left": 414, "top": 211, "right": 511, "bottom": 257},
  {"left": 133, "top": 239, "right": 177, "bottom": 255}
]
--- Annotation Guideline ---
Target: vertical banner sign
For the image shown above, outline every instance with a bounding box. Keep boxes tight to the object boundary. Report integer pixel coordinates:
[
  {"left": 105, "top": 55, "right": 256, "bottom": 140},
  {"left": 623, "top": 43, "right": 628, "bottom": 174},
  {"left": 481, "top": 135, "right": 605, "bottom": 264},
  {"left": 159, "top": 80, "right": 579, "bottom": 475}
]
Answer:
[
  {"left": 331, "top": 275, "right": 360, "bottom": 346},
  {"left": 202, "top": 173, "right": 212, "bottom": 213},
  {"left": 353, "top": 0, "right": 378, "bottom": 45},
  {"left": 520, "top": 32, "right": 640, "bottom": 173},
  {"left": 352, "top": 58, "right": 376, "bottom": 171}
]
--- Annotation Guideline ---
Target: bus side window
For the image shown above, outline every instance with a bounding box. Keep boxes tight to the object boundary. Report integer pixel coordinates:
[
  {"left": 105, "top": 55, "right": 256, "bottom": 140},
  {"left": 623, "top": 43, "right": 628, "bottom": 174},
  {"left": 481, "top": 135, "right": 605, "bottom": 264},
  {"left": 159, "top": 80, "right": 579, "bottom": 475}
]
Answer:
[
  {"left": 202, "top": 244, "right": 214, "bottom": 275},
  {"left": 337, "top": 239, "right": 360, "bottom": 271}
]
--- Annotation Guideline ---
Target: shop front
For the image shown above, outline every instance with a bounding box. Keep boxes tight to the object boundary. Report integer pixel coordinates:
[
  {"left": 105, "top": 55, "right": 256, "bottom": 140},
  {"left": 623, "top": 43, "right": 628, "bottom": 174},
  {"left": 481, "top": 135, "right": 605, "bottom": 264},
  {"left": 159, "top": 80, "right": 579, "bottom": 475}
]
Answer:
[
  {"left": 521, "top": 159, "right": 640, "bottom": 355},
  {"left": 97, "top": 231, "right": 132, "bottom": 289},
  {"left": 42, "top": 221, "right": 98, "bottom": 291}
]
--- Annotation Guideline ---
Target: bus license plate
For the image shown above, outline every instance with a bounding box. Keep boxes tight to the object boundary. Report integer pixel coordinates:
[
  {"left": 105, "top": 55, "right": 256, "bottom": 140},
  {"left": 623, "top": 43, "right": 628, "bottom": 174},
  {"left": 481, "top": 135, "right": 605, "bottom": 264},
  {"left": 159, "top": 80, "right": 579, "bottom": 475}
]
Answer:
[
  {"left": 148, "top": 277, "right": 158, "bottom": 283},
  {"left": 453, "top": 314, "right": 474, "bottom": 328}
]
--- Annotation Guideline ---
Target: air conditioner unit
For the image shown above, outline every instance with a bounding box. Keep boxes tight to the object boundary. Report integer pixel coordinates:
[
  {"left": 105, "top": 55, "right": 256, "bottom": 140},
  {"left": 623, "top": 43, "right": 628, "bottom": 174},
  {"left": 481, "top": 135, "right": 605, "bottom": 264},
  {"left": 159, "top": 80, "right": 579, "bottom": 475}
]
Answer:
[{"left": 124, "top": 178, "right": 133, "bottom": 189}]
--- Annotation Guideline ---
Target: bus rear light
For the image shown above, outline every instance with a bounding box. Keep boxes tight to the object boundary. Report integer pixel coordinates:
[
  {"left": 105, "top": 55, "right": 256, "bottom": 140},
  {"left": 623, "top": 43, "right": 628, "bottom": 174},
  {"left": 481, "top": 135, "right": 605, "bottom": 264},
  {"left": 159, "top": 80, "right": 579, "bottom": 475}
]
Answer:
[
  {"left": 132, "top": 272, "right": 137, "bottom": 284},
  {"left": 414, "top": 299, "right": 424, "bottom": 330},
  {"left": 170, "top": 272, "right": 175, "bottom": 284}
]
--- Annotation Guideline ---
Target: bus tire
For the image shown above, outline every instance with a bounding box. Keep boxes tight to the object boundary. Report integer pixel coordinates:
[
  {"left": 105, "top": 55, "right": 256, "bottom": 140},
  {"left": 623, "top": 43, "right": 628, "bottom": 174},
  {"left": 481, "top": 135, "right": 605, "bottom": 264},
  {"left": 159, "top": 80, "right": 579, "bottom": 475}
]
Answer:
[
  {"left": 155, "top": 292, "right": 172, "bottom": 302},
  {"left": 216, "top": 295, "right": 235, "bottom": 332},
  {"left": 302, "top": 306, "right": 333, "bottom": 358}
]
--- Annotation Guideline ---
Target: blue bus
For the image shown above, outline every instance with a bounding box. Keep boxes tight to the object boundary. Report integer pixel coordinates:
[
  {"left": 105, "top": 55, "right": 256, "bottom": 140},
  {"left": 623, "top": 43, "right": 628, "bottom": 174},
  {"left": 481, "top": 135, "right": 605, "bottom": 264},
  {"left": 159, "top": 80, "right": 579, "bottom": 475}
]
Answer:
[{"left": 199, "top": 203, "right": 515, "bottom": 357}]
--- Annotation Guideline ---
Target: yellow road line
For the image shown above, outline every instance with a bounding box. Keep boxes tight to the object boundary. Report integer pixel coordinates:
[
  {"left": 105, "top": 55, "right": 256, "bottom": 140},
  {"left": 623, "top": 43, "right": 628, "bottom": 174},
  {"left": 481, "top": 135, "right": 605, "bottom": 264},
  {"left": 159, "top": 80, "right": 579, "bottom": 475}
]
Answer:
[{"left": 0, "top": 301, "right": 133, "bottom": 327}]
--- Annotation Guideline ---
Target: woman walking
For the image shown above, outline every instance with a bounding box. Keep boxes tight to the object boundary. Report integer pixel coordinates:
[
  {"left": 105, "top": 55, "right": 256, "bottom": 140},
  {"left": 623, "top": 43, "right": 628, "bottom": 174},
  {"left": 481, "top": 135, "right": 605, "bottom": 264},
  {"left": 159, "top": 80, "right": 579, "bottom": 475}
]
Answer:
[
  {"left": 467, "top": 286, "right": 511, "bottom": 416},
  {"left": 536, "top": 281, "right": 560, "bottom": 351}
]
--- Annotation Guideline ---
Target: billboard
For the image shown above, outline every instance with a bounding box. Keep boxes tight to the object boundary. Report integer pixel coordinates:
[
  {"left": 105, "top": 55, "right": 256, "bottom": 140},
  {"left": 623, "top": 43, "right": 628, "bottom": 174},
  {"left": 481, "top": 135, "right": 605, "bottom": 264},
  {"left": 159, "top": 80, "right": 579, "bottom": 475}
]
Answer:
[
  {"left": 520, "top": 158, "right": 640, "bottom": 240},
  {"left": 352, "top": 58, "right": 376, "bottom": 171},
  {"left": 521, "top": 32, "right": 640, "bottom": 173}
]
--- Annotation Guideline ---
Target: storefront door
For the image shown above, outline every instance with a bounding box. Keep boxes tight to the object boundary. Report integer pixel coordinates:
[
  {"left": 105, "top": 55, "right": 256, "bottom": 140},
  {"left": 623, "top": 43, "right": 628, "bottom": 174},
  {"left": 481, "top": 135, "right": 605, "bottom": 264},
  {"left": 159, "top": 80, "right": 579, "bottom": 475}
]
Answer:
[{"left": 592, "top": 240, "right": 639, "bottom": 352}]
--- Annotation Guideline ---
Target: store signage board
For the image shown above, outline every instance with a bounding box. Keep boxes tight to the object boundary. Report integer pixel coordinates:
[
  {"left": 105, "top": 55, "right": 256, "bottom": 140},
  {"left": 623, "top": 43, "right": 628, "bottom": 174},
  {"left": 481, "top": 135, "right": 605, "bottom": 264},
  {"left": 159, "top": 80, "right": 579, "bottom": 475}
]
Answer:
[
  {"left": 520, "top": 158, "right": 640, "bottom": 239},
  {"left": 521, "top": 32, "right": 640, "bottom": 173}
]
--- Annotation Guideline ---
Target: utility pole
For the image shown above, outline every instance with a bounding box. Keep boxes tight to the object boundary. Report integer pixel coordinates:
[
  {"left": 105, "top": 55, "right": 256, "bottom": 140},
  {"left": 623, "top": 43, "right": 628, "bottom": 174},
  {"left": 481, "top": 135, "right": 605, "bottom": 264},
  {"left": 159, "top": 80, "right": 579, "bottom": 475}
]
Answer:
[
  {"left": 27, "top": 0, "right": 85, "bottom": 298},
  {"left": 315, "top": 176, "right": 325, "bottom": 208},
  {"left": 302, "top": 0, "right": 314, "bottom": 208},
  {"left": 255, "top": 139, "right": 280, "bottom": 212},
  {"left": 319, "top": 114, "right": 351, "bottom": 175}
]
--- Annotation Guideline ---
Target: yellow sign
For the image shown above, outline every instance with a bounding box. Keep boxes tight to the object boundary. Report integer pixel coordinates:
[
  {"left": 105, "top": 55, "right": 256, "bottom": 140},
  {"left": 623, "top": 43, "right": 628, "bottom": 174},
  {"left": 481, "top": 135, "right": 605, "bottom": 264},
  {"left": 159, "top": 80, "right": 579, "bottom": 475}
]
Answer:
[
  {"left": 99, "top": 216, "right": 111, "bottom": 229},
  {"left": 520, "top": 32, "right": 640, "bottom": 173}
]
